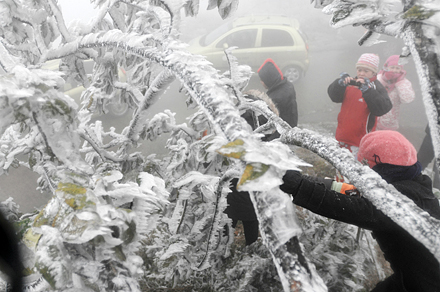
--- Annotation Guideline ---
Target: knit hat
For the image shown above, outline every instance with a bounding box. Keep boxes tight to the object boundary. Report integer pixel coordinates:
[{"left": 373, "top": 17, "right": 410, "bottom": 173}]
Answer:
[
  {"left": 356, "top": 53, "right": 380, "bottom": 74},
  {"left": 383, "top": 55, "right": 402, "bottom": 68},
  {"left": 258, "top": 58, "right": 283, "bottom": 88},
  {"left": 357, "top": 130, "right": 417, "bottom": 168},
  {"left": 380, "top": 55, "right": 406, "bottom": 90}
]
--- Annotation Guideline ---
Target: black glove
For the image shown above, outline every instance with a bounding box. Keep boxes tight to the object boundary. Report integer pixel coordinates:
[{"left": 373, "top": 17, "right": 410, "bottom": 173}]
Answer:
[
  {"left": 280, "top": 170, "right": 303, "bottom": 196},
  {"left": 359, "top": 77, "right": 376, "bottom": 93},
  {"left": 338, "top": 72, "right": 350, "bottom": 87}
]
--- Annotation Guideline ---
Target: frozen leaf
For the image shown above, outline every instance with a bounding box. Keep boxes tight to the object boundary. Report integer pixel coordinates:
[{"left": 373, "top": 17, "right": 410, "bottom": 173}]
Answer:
[
  {"left": 218, "top": 138, "right": 309, "bottom": 169},
  {"left": 216, "top": 138, "right": 245, "bottom": 159},
  {"left": 159, "top": 242, "right": 190, "bottom": 260},
  {"left": 402, "top": 5, "right": 436, "bottom": 20},
  {"left": 237, "top": 163, "right": 269, "bottom": 188}
]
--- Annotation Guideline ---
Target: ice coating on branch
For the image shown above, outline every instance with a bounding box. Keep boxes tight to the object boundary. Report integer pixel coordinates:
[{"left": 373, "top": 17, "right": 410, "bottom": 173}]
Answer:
[
  {"left": 360, "top": 31, "right": 387, "bottom": 47},
  {"left": 223, "top": 46, "right": 253, "bottom": 93},
  {"left": 217, "top": 138, "right": 310, "bottom": 192},
  {"left": 250, "top": 188, "right": 302, "bottom": 249},
  {"left": 0, "top": 43, "right": 21, "bottom": 73},
  {"left": 173, "top": 171, "right": 219, "bottom": 201},
  {"left": 159, "top": 241, "right": 191, "bottom": 260},
  {"left": 323, "top": 0, "right": 382, "bottom": 27},
  {"left": 403, "top": 25, "right": 440, "bottom": 171},
  {"left": 0, "top": 66, "right": 92, "bottom": 175}
]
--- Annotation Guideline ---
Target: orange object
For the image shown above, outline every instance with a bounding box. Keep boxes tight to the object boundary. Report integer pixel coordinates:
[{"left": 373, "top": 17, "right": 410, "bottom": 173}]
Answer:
[{"left": 340, "top": 183, "right": 357, "bottom": 195}]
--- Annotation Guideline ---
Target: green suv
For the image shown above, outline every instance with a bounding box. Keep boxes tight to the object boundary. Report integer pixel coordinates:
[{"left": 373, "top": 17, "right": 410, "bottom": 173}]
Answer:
[{"left": 187, "top": 15, "right": 309, "bottom": 83}]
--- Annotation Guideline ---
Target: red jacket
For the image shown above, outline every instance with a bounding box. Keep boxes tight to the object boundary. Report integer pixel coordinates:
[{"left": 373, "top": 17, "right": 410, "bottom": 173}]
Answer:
[{"left": 328, "top": 77, "right": 391, "bottom": 147}]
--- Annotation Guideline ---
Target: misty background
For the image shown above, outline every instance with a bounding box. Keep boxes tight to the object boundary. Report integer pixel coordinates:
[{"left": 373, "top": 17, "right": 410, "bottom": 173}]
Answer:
[
  {"left": 0, "top": 0, "right": 427, "bottom": 211},
  {"left": 178, "top": 0, "right": 425, "bottom": 136}
]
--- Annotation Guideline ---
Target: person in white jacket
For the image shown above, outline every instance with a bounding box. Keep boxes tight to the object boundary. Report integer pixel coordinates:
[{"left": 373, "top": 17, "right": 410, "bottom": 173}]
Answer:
[{"left": 377, "top": 55, "right": 415, "bottom": 130}]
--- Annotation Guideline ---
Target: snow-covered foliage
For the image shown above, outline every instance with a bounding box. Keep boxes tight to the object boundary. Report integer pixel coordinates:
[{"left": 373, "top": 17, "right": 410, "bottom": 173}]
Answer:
[
  {"left": 0, "top": 0, "right": 439, "bottom": 291},
  {"left": 298, "top": 208, "right": 386, "bottom": 292}
]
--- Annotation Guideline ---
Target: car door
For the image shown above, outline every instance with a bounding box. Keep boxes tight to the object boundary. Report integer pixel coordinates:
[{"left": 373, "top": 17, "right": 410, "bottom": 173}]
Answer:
[
  {"left": 204, "top": 28, "right": 258, "bottom": 71},
  {"left": 256, "top": 28, "right": 298, "bottom": 71}
]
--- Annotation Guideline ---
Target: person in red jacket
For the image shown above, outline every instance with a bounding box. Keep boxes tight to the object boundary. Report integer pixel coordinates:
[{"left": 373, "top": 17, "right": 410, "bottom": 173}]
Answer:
[
  {"left": 328, "top": 53, "right": 392, "bottom": 156},
  {"left": 328, "top": 53, "right": 392, "bottom": 182}
]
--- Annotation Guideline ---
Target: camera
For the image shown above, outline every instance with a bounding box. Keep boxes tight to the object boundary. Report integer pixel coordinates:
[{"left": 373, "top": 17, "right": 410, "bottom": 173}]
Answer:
[{"left": 348, "top": 79, "right": 362, "bottom": 87}]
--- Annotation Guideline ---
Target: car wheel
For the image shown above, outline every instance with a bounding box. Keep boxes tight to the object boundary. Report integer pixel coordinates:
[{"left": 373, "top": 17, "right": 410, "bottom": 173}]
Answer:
[
  {"left": 108, "top": 102, "right": 129, "bottom": 116},
  {"left": 283, "top": 66, "right": 302, "bottom": 83}
]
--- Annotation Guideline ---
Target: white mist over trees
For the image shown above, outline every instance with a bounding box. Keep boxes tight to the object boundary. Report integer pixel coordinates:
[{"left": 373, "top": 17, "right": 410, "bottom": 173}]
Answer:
[{"left": 0, "top": 0, "right": 439, "bottom": 291}]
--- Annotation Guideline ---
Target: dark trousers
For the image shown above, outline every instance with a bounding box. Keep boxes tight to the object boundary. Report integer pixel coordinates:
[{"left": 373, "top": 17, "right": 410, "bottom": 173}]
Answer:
[{"left": 231, "top": 219, "right": 259, "bottom": 246}]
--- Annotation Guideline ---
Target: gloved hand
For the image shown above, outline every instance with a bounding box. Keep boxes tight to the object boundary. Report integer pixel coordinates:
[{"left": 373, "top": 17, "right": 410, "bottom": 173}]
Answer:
[
  {"left": 280, "top": 170, "right": 303, "bottom": 196},
  {"left": 359, "top": 78, "right": 375, "bottom": 93},
  {"left": 338, "top": 72, "right": 350, "bottom": 86},
  {"left": 330, "top": 181, "right": 359, "bottom": 196}
]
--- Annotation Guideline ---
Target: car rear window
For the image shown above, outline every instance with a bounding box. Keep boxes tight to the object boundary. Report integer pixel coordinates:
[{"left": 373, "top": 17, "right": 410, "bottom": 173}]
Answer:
[
  {"left": 202, "top": 21, "right": 233, "bottom": 46},
  {"left": 261, "top": 29, "right": 294, "bottom": 47},
  {"left": 215, "top": 29, "right": 258, "bottom": 49}
]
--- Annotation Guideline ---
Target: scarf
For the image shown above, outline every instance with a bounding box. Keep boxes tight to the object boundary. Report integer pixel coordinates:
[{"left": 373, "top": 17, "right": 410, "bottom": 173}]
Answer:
[
  {"left": 379, "top": 69, "right": 406, "bottom": 92},
  {"left": 372, "top": 161, "right": 422, "bottom": 183}
]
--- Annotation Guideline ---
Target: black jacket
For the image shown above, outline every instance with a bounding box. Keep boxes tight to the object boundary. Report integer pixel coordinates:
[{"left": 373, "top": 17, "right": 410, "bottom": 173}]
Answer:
[
  {"left": 267, "top": 79, "right": 298, "bottom": 128},
  {"left": 285, "top": 173, "right": 440, "bottom": 292},
  {"left": 258, "top": 60, "right": 298, "bottom": 128},
  {"left": 327, "top": 78, "right": 391, "bottom": 117}
]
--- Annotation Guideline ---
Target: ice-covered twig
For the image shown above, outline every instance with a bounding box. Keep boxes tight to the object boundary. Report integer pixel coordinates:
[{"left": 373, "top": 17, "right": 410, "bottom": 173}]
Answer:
[
  {"left": 126, "top": 69, "right": 175, "bottom": 142},
  {"left": 223, "top": 47, "right": 252, "bottom": 103},
  {"left": 0, "top": 42, "right": 21, "bottom": 73},
  {"left": 45, "top": 0, "right": 75, "bottom": 43},
  {"left": 196, "top": 168, "right": 239, "bottom": 270}
]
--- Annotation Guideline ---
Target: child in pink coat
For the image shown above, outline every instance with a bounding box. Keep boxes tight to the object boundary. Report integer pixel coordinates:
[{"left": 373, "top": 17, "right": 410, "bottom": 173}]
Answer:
[{"left": 377, "top": 55, "right": 415, "bottom": 130}]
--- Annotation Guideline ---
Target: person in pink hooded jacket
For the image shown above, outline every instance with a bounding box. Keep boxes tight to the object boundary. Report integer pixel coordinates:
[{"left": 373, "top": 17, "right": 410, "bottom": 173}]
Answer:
[{"left": 377, "top": 55, "right": 415, "bottom": 130}]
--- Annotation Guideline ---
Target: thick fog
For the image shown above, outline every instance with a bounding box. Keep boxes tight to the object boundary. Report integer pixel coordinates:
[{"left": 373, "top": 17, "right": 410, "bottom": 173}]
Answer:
[
  {"left": 183, "top": 0, "right": 426, "bottom": 145},
  {"left": 0, "top": 0, "right": 428, "bottom": 212}
]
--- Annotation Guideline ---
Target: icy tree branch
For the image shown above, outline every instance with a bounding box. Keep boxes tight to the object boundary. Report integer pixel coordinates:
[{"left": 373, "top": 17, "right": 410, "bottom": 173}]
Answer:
[
  {"left": 126, "top": 69, "right": 176, "bottom": 142},
  {"left": 401, "top": 22, "right": 440, "bottom": 192}
]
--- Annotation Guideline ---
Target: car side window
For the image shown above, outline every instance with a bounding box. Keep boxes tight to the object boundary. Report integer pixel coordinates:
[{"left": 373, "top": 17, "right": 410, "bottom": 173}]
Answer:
[
  {"left": 261, "top": 29, "right": 294, "bottom": 47},
  {"left": 215, "top": 29, "right": 257, "bottom": 49}
]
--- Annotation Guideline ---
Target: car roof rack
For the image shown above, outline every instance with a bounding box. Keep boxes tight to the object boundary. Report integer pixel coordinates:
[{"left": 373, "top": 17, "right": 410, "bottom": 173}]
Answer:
[{"left": 232, "top": 15, "right": 300, "bottom": 29}]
